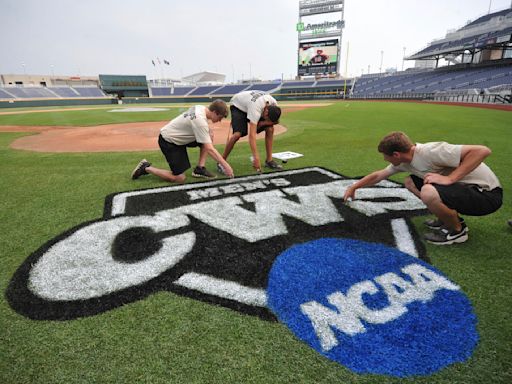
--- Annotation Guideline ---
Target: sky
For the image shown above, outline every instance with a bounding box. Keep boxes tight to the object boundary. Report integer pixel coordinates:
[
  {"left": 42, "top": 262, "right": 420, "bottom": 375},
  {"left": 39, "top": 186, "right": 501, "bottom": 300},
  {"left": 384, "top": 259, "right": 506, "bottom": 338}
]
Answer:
[{"left": 1, "top": 0, "right": 511, "bottom": 81}]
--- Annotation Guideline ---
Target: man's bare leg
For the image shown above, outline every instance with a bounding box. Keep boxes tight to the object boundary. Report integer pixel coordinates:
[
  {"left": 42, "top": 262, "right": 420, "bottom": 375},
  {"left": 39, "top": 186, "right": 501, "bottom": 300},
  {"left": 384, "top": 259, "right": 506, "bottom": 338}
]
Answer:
[
  {"left": 265, "top": 126, "right": 274, "bottom": 163},
  {"left": 146, "top": 166, "right": 186, "bottom": 183},
  {"left": 420, "top": 184, "right": 461, "bottom": 231},
  {"left": 222, "top": 131, "right": 241, "bottom": 160}
]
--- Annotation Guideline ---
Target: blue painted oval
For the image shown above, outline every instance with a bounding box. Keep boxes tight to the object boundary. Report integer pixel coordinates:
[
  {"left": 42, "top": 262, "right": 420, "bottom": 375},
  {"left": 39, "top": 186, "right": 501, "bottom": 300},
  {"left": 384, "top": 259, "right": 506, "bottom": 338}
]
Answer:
[{"left": 266, "top": 238, "right": 478, "bottom": 377}]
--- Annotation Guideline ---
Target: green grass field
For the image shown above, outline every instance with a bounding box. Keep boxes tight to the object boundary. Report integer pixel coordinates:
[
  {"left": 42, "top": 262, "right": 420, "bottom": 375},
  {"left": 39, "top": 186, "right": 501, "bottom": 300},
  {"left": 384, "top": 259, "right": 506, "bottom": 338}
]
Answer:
[{"left": 1, "top": 101, "right": 511, "bottom": 383}]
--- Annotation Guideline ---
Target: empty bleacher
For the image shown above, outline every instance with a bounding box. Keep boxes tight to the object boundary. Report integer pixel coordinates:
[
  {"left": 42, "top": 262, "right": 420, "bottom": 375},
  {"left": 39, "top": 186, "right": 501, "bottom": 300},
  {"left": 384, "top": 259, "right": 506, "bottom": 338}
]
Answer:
[
  {"left": 0, "top": 85, "right": 108, "bottom": 100},
  {"left": 73, "top": 87, "right": 106, "bottom": 97},
  {"left": 187, "top": 85, "right": 223, "bottom": 96},
  {"left": 171, "top": 87, "right": 195, "bottom": 96},
  {"left": 281, "top": 81, "right": 316, "bottom": 88},
  {"left": 0, "top": 88, "right": 15, "bottom": 99},
  {"left": 351, "top": 64, "right": 512, "bottom": 98},
  {"left": 151, "top": 87, "right": 173, "bottom": 96},
  {"left": 151, "top": 86, "right": 196, "bottom": 96},
  {"left": 4, "top": 87, "right": 56, "bottom": 99},
  {"left": 210, "top": 84, "right": 250, "bottom": 95},
  {"left": 245, "top": 82, "right": 281, "bottom": 92},
  {"left": 49, "top": 87, "right": 80, "bottom": 97}
]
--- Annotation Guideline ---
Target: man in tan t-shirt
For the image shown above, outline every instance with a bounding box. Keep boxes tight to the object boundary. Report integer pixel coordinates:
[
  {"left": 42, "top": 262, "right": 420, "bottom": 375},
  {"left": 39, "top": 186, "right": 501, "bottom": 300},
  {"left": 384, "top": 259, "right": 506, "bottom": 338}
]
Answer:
[
  {"left": 343, "top": 131, "right": 502, "bottom": 245},
  {"left": 131, "top": 99, "right": 234, "bottom": 183}
]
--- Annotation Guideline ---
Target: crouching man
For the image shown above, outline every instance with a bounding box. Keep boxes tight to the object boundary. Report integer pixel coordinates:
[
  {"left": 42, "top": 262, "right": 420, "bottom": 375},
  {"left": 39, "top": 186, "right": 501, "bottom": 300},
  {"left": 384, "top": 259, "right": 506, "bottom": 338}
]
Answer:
[{"left": 343, "top": 131, "right": 502, "bottom": 245}]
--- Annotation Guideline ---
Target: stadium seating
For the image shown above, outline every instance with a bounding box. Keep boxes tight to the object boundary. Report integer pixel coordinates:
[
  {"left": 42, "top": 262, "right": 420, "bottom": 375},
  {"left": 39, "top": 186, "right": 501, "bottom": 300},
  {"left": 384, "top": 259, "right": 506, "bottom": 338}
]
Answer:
[
  {"left": 187, "top": 85, "right": 223, "bottom": 96},
  {"left": 151, "top": 86, "right": 196, "bottom": 96},
  {"left": 4, "top": 87, "right": 56, "bottom": 98},
  {"left": 49, "top": 87, "right": 80, "bottom": 97},
  {"left": 150, "top": 87, "right": 173, "bottom": 96},
  {"left": 351, "top": 65, "right": 512, "bottom": 98},
  {"left": 210, "top": 84, "right": 250, "bottom": 95},
  {"left": 73, "top": 87, "right": 106, "bottom": 97},
  {"left": 0, "top": 88, "right": 15, "bottom": 99},
  {"left": 281, "top": 81, "right": 315, "bottom": 88},
  {"left": 0, "top": 85, "right": 108, "bottom": 99},
  {"left": 245, "top": 82, "right": 281, "bottom": 92},
  {"left": 171, "top": 87, "right": 195, "bottom": 96}
]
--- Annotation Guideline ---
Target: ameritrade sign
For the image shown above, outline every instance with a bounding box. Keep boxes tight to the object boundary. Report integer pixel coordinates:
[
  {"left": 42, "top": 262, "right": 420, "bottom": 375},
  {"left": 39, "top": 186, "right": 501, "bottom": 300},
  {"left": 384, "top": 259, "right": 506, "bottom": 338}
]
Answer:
[
  {"left": 7, "top": 167, "right": 478, "bottom": 377},
  {"left": 302, "top": 20, "right": 344, "bottom": 33}
]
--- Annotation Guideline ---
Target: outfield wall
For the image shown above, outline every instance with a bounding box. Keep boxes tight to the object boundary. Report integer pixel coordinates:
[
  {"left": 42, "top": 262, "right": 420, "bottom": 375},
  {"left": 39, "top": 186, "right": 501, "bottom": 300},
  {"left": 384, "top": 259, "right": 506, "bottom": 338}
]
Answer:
[
  {"left": 0, "top": 98, "right": 114, "bottom": 109},
  {"left": 0, "top": 92, "right": 344, "bottom": 108}
]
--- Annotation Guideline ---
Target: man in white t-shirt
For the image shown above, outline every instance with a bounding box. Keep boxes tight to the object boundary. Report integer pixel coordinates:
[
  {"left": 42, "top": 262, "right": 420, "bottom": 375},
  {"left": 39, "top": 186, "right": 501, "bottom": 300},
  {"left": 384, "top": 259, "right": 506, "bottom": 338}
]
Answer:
[
  {"left": 131, "top": 99, "right": 234, "bottom": 182},
  {"left": 218, "top": 90, "right": 282, "bottom": 174},
  {"left": 343, "top": 131, "right": 502, "bottom": 245}
]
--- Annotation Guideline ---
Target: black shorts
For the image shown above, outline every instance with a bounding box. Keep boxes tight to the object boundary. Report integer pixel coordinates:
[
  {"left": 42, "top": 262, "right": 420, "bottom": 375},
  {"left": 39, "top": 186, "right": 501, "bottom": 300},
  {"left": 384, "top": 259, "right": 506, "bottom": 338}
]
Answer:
[
  {"left": 230, "top": 105, "right": 268, "bottom": 138},
  {"left": 410, "top": 174, "right": 503, "bottom": 216},
  {"left": 158, "top": 134, "right": 201, "bottom": 176}
]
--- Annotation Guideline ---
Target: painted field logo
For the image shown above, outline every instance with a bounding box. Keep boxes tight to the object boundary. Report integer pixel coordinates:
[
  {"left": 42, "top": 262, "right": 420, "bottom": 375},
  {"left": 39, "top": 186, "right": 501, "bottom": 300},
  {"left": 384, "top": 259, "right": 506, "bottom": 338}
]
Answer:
[
  {"left": 267, "top": 239, "right": 479, "bottom": 377},
  {"left": 7, "top": 167, "right": 477, "bottom": 375}
]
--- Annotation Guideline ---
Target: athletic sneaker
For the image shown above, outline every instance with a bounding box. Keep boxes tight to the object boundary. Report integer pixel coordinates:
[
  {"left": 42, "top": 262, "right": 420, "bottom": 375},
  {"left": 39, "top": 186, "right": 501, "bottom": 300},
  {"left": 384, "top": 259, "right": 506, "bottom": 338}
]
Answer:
[
  {"left": 424, "top": 222, "right": 468, "bottom": 245},
  {"left": 424, "top": 216, "right": 465, "bottom": 230},
  {"left": 131, "top": 159, "right": 151, "bottom": 180},
  {"left": 508, "top": 219, "right": 512, "bottom": 228},
  {"left": 217, "top": 163, "right": 226, "bottom": 175},
  {"left": 265, "top": 160, "right": 283, "bottom": 170},
  {"left": 192, "top": 166, "right": 216, "bottom": 179}
]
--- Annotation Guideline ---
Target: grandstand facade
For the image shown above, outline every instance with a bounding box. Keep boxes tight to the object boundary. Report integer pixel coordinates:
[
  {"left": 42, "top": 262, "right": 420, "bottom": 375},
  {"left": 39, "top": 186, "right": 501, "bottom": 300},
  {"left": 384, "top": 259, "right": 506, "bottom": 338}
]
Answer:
[{"left": 1, "top": 7, "right": 511, "bottom": 108}]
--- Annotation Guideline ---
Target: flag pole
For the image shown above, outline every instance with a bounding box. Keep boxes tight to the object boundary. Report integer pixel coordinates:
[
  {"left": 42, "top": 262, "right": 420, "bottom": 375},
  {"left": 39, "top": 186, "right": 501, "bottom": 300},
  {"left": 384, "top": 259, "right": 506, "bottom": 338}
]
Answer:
[{"left": 343, "top": 41, "right": 350, "bottom": 99}]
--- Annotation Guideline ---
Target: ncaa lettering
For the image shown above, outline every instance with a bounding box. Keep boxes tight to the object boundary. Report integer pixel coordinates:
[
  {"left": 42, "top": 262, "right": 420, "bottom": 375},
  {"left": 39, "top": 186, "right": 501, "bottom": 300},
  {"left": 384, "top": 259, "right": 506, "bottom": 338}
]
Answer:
[{"left": 300, "top": 263, "right": 460, "bottom": 352}]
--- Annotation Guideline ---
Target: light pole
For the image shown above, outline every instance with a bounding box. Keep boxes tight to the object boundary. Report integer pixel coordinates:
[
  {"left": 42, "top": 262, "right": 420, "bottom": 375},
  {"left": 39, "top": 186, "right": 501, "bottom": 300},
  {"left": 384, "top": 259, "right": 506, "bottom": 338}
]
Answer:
[
  {"left": 21, "top": 62, "right": 26, "bottom": 75},
  {"left": 379, "top": 51, "right": 384, "bottom": 73},
  {"left": 402, "top": 47, "right": 406, "bottom": 71}
]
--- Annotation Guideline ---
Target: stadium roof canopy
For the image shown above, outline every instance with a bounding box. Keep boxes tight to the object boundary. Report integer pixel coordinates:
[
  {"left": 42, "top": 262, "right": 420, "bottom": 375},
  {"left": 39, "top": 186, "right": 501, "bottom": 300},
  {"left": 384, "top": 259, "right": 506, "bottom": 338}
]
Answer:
[
  {"left": 408, "top": 8, "right": 512, "bottom": 60},
  {"left": 181, "top": 71, "right": 226, "bottom": 85}
]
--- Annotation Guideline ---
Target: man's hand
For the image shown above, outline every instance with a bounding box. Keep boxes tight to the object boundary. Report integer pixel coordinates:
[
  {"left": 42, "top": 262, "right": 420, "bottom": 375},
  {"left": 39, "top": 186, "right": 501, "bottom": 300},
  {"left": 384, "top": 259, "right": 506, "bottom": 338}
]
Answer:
[
  {"left": 252, "top": 157, "right": 262, "bottom": 173},
  {"left": 223, "top": 163, "right": 234, "bottom": 178},
  {"left": 424, "top": 173, "right": 453, "bottom": 185},
  {"left": 343, "top": 186, "right": 356, "bottom": 202}
]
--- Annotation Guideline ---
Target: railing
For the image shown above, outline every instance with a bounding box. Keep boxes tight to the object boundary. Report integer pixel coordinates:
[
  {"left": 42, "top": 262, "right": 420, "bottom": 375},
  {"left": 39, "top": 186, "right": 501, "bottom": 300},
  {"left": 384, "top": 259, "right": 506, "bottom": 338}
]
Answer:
[
  {"left": 350, "top": 92, "right": 511, "bottom": 104},
  {"left": 350, "top": 93, "right": 435, "bottom": 100},
  {"left": 433, "top": 93, "right": 512, "bottom": 104}
]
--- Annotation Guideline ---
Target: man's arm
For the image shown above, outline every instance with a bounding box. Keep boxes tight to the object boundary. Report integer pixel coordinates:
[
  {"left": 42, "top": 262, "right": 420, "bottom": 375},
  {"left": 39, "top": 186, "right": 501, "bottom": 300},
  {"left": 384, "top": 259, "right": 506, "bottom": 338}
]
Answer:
[
  {"left": 203, "top": 142, "right": 234, "bottom": 178},
  {"left": 424, "top": 145, "right": 491, "bottom": 185},
  {"left": 248, "top": 122, "right": 261, "bottom": 171},
  {"left": 343, "top": 167, "right": 395, "bottom": 201}
]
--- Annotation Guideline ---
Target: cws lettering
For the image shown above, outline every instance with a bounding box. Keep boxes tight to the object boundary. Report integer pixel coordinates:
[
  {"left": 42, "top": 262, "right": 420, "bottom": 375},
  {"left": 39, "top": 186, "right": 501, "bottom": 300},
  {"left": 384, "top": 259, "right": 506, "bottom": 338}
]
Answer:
[{"left": 6, "top": 168, "right": 428, "bottom": 321}]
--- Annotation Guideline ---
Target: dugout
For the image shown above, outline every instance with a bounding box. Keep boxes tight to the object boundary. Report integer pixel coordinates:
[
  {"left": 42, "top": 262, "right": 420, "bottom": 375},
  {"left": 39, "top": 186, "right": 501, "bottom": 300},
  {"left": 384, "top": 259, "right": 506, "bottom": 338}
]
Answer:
[{"left": 99, "top": 74, "right": 149, "bottom": 98}]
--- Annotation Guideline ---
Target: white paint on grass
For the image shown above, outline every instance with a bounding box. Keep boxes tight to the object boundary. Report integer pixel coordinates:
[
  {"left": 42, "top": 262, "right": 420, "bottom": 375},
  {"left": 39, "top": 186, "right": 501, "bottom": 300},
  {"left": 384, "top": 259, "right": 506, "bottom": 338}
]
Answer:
[{"left": 175, "top": 273, "right": 267, "bottom": 307}]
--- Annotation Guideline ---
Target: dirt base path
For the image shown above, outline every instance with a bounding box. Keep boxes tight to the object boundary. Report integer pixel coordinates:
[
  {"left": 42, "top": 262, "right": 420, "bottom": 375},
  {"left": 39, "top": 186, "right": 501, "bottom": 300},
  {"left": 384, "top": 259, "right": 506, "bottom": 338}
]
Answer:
[
  {"left": 4, "top": 121, "right": 286, "bottom": 152},
  {"left": 0, "top": 103, "right": 331, "bottom": 153}
]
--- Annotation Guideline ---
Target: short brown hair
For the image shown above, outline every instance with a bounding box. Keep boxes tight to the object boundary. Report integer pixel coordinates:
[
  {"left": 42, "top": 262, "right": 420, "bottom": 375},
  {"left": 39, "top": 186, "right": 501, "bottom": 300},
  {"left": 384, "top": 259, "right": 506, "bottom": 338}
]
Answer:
[
  {"left": 377, "top": 131, "right": 414, "bottom": 155},
  {"left": 209, "top": 99, "right": 228, "bottom": 118}
]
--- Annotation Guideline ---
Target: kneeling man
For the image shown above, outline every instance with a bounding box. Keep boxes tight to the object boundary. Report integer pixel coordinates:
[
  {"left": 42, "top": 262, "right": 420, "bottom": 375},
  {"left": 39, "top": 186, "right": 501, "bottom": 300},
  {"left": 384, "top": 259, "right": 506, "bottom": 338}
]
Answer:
[{"left": 132, "top": 99, "right": 234, "bottom": 182}]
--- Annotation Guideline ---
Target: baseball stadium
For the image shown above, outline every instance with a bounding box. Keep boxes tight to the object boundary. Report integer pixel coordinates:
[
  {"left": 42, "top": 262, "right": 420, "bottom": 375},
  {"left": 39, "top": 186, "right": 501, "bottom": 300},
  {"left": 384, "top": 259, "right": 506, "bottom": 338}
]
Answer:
[{"left": 1, "top": 1, "right": 512, "bottom": 383}]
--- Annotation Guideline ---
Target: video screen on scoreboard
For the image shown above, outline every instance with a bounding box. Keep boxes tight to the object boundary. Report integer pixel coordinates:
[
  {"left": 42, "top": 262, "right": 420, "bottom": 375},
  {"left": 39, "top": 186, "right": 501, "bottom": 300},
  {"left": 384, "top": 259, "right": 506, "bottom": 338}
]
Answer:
[{"left": 298, "top": 39, "right": 338, "bottom": 76}]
